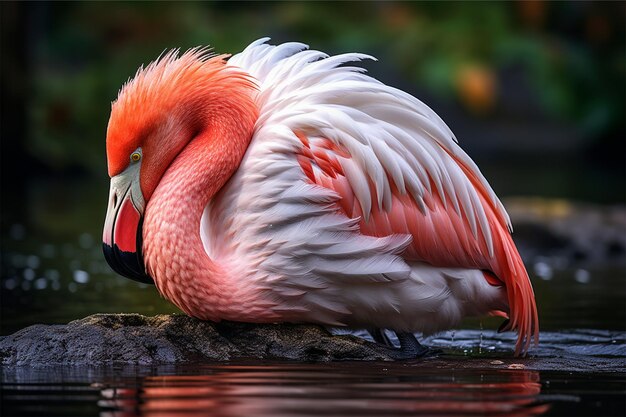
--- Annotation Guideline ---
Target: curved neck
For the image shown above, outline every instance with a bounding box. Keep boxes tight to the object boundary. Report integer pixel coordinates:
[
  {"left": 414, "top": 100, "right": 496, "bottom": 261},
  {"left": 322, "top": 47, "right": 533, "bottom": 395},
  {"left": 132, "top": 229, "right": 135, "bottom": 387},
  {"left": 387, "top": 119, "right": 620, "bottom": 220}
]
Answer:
[{"left": 143, "top": 95, "right": 258, "bottom": 320}]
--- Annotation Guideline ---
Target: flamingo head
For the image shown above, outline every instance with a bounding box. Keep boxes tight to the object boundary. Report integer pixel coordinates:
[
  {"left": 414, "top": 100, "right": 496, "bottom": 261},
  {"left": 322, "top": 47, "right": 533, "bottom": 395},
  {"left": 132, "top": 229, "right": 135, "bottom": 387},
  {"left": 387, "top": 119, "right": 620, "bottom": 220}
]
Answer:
[{"left": 102, "top": 49, "right": 254, "bottom": 283}]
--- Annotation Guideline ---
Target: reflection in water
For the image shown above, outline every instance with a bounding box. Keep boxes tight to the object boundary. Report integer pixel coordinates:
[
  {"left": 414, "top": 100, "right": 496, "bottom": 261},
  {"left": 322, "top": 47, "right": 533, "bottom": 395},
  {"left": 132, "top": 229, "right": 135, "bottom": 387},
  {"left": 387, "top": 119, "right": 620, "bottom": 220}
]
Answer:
[{"left": 98, "top": 364, "right": 549, "bottom": 417}]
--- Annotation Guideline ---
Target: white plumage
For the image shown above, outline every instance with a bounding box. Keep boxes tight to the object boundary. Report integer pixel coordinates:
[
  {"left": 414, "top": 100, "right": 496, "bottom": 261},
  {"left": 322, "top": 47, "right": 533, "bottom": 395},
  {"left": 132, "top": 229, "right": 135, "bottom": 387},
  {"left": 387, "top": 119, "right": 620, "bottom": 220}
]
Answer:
[{"left": 196, "top": 38, "right": 510, "bottom": 334}]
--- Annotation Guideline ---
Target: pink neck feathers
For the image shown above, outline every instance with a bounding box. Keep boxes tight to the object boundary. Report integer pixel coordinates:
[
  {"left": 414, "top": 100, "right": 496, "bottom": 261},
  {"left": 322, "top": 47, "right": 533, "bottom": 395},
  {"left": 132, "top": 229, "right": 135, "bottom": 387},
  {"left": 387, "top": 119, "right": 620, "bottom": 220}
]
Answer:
[{"left": 142, "top": 77, "right": 262, "bottom": 321}]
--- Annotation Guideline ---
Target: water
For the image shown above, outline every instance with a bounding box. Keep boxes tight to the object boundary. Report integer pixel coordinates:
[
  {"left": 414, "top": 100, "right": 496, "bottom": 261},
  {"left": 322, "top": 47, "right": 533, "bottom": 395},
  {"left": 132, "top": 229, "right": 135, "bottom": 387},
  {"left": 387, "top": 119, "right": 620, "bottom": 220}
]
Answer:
[
  {"left": 2, "top": 362, "right": 624, "bottom": 417},
  {"left": 1, "top": 178, "right": 625, "bottom": 416}
]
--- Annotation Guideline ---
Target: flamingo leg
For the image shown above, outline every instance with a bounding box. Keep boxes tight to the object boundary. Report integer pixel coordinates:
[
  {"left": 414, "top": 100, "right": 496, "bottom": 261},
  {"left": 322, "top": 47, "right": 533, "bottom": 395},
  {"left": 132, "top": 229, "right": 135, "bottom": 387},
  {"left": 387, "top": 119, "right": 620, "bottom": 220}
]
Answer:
[
  {"left": 394, "top": 332, "right": 436, "bottom": 358},
  {"left": 368, "top": 329, "right": 440, "bottom": 359},
  {"left": 368, "top": 328, "right": 394, "bottom": 347}
]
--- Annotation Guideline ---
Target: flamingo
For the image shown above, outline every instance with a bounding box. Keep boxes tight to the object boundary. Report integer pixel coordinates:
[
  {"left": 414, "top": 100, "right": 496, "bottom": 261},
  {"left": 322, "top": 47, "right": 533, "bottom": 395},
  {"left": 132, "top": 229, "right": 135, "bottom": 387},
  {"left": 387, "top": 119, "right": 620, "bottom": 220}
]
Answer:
[{"left": 102, "top": 39, "right": 538, "bottom": 357}]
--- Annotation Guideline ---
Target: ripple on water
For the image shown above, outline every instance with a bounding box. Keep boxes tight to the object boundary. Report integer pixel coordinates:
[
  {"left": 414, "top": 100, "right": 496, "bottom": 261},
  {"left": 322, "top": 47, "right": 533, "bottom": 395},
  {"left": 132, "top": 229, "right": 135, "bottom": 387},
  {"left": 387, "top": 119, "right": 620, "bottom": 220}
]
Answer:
[{"left": 336, "top": 328, "right": 626, "bottom": 365}]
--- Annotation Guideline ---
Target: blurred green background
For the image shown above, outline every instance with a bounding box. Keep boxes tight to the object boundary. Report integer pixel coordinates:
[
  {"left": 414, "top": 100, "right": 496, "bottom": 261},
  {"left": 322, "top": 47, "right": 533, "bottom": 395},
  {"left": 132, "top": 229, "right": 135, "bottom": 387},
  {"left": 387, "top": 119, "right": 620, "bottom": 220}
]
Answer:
[
  {"left": 1, "top": 1, "right": 624, "bottom": 334},
  {"left": 3, "top": 2, "right": 625, "bottom": 201}
]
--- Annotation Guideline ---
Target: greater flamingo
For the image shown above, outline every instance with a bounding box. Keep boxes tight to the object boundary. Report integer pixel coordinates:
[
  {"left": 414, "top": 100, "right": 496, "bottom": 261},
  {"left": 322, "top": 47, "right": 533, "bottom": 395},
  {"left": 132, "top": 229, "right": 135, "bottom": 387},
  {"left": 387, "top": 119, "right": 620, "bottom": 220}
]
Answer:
[{"left": 103, "top": 39, "right": 538, "bottom": 356}]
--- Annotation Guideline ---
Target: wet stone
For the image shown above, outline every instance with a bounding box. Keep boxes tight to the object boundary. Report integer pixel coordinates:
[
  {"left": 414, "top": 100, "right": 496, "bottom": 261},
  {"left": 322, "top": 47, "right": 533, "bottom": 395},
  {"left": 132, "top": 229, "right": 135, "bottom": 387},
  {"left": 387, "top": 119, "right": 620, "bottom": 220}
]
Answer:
[
  {"left": 0, "top": 314, "right": 394, "bottom": 366},
  {"left": 1, "top": 314, "right": 625, "bottom": 371}
]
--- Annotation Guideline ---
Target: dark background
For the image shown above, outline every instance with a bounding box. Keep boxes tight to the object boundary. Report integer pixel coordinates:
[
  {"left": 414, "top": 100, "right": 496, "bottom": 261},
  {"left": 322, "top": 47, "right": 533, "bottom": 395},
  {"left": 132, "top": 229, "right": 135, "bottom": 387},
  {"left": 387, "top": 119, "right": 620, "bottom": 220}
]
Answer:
[
  {"left": 1, "top": 1, "right": 624, "bottom": 333},
  {"left": 2, "top": 2, "right": 624, "bottom": 203}
]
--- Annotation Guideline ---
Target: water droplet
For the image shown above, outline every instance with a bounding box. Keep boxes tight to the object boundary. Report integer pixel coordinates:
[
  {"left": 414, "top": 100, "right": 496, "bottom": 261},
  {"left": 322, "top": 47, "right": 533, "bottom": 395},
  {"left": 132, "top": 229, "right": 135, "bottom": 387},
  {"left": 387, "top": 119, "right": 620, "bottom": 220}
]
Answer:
[
  {"left": 21, "top": 280, "right": 31, "bottom": 291},
  {"left": 68, "top": 282, "right": 77, "bottom": 293},
  {"left": 73, "top": 270, "right": 90, "bottom": 284},
  {"left": 533, "top": 261, "right": 553, "bottom": 280},
  {"left": 34, "top": 278, "right": 47, "bottom": 290},
  {"left": 10, "top": 224, "right": 25, "bottom": 240},
  {"left": 51, "top": 281, "right": 61, "bottom": 291},
  {"left": 4, "top": 278, "right": 18, "bottom": 290},
  {"left": 23, "top": 268, "right": 36, "bottom": 281},
  {"left": 26, "top": 255, "right": 40, "bottom": 269},
  {"left": 574, "top": 269, "right": 590, "bottom": 284}
]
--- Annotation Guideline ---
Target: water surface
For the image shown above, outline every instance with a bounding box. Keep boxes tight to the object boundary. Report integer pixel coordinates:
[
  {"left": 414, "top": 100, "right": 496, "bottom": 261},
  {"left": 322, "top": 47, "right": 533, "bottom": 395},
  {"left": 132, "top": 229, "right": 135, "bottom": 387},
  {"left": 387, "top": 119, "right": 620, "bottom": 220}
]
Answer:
[
  {"left": 2, "top": 361, "right": 625, "bottom": 417},
  {"left": 1, "top": 178, "right": 625, "bottom": 416}
]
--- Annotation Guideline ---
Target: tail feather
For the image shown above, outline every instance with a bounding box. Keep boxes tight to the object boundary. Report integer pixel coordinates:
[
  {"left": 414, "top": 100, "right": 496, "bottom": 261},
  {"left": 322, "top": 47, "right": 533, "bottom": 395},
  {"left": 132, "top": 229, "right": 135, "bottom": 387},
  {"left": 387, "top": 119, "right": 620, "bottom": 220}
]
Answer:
[
  {"left": 453, "top": 152, "right": 539, "bottom": 356},
  {"left": 492, "top": 223, "right": 539, "bottom": 356}
]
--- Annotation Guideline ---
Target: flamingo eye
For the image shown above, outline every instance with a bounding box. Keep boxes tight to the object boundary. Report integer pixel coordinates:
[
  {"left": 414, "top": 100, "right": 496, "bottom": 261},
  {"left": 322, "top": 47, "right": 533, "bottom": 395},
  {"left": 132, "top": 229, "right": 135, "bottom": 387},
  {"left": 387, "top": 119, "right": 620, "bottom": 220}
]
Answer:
[{"left": 130, "top": 151, "right": 141, "bottom": 163}]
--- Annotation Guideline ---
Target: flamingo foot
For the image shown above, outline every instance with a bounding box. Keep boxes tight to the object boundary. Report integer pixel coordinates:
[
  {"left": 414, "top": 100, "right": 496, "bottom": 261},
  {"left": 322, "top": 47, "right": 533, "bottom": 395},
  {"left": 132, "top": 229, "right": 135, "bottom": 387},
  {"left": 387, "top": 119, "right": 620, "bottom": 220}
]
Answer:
[
  {"left": 368, "top": 329, "right": 441, "bottom": 360},
  {"left": 395, "top": 331, "right": 441, "bottom": 358}
]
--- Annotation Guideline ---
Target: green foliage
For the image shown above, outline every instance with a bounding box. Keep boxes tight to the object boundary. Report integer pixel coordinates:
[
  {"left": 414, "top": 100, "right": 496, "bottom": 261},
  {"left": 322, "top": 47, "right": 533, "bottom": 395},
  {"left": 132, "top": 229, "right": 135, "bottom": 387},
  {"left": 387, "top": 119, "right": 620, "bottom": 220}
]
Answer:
[{"left": 25, "top": 2, "right": 624, "bottom": 174}]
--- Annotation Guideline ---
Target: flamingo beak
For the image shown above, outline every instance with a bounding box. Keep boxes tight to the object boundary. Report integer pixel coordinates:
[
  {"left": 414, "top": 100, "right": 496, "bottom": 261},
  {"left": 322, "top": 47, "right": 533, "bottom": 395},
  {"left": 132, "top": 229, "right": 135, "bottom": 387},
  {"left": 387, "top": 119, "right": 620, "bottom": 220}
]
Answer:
[{"left": 103, "top": 177, "right": 153, "bottom": 284}]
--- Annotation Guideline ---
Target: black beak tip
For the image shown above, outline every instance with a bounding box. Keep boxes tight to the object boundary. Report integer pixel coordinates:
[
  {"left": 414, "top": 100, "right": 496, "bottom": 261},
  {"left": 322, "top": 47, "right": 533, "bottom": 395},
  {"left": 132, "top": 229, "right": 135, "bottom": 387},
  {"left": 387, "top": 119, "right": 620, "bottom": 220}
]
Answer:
[{"left": 103, "top": 243, "right": 154, "bottom": 285}]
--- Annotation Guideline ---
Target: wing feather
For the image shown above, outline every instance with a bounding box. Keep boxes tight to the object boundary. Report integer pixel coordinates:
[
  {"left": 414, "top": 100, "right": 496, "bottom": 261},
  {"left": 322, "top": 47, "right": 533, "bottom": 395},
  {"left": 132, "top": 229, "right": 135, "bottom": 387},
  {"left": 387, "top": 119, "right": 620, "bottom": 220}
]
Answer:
[{"left": 229, "top": 39, "right": 537, "bottom": 355}]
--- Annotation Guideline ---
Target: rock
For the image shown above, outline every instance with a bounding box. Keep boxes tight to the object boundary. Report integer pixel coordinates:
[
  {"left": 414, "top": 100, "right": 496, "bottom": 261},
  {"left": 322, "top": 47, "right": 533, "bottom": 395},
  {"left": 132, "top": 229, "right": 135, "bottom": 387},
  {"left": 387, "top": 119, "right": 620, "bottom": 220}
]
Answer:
[
  {"left": 505, "top": 197, "right": 626, "bottom": 266},
  {"left": 0, "top": 314, "right": 394, "bottom": 366},
  {"left": 3, "top": 315, "right": 625, "bottom": 371}
]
